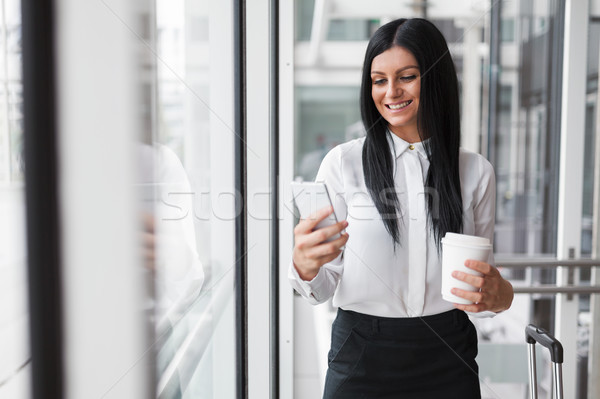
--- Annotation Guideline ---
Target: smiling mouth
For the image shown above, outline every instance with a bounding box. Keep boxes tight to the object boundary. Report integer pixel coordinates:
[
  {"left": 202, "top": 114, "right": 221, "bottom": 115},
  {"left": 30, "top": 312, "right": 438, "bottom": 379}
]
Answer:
[{"left": 386, "top": 100, "right": 412, "bottom": 110}]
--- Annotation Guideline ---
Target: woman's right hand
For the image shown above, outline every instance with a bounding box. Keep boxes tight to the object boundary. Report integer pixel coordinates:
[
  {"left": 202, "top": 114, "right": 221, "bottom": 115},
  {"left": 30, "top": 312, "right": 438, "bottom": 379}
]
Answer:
[{"left": 292, "top": 206, "right": 349, "bottom": 281}]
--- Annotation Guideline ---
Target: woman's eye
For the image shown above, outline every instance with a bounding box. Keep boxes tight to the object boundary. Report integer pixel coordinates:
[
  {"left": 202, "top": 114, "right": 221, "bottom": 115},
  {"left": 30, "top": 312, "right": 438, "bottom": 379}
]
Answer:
[
  {"left": 400, "top": 75, "right": 416, "bottom": 82},
  {"left": 373, "top": 79, "right": 386, "bottom": 85}
]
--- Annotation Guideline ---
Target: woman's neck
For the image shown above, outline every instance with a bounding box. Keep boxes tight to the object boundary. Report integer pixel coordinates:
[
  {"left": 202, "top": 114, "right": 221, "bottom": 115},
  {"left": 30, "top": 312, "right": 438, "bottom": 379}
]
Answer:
[{"left": 388, "top": 125, "right": 421, "bottom": 143}]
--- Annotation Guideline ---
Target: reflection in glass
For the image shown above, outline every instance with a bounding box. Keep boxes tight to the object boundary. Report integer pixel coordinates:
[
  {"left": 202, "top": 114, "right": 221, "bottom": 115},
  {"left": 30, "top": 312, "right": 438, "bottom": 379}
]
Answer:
[
  {"left": 143, "top": 1, "right": 236, "bottom": 398},
  {"left": 0, "top": 0, "right": 29, "bottom": 397}
]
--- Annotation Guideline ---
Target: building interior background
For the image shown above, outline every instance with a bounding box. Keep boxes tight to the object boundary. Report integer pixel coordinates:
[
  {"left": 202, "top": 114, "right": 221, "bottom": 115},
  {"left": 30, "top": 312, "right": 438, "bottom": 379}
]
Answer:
[{"left": 1, "top": 0, "right": 600, "bottom": 398}]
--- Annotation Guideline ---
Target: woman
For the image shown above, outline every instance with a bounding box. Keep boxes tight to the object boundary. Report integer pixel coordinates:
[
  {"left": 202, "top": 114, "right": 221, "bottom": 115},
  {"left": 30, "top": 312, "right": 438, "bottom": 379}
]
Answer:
[{"left": 289, "top": 18, "right": 514, "bottom": 398}]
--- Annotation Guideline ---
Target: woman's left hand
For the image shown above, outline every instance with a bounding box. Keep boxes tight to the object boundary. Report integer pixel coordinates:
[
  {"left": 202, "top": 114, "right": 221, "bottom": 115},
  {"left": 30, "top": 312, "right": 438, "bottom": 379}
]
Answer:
[{"left": 451, "top": 260, "right": 514, "bottom": 313}]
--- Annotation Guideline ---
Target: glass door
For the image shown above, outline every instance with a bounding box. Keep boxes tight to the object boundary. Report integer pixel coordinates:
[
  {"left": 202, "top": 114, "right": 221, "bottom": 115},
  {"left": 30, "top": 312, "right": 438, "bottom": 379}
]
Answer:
[{"left": 0, "top": 0, "right": 28, "bottom": 397}]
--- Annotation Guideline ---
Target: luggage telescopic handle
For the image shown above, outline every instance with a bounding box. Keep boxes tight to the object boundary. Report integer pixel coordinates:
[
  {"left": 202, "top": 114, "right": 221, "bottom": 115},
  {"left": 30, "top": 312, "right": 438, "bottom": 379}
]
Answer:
[{"left": 525, "top": 324, "right": 563, "bottom": 364}]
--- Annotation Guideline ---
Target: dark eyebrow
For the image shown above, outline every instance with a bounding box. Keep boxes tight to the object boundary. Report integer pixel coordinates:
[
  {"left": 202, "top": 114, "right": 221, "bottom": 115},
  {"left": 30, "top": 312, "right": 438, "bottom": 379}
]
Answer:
[{"left": 370, "top": 65, "right": 419, "bottom": 75}]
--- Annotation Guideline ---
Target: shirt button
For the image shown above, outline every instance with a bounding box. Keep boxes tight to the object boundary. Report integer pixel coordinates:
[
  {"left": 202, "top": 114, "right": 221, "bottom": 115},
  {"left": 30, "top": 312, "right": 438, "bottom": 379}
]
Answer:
[{"left": 409, "top": 145, "right": 415, "bottom": 150}]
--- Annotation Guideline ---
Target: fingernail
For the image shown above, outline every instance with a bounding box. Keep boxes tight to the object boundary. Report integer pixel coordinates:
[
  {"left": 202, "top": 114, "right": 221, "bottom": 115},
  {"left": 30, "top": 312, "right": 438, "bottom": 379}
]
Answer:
[
  {"left": 343, "top": 220, "right": 349, "bottom": 227},
  {"left": 452, "top": 271, "right": 459, "bottom": 278}
]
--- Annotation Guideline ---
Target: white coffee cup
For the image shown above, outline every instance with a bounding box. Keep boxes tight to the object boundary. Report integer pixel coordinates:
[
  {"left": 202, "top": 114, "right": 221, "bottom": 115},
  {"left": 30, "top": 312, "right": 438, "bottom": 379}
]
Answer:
[{"left": 441, "top": 233, "right": 492, "bottom": 305}]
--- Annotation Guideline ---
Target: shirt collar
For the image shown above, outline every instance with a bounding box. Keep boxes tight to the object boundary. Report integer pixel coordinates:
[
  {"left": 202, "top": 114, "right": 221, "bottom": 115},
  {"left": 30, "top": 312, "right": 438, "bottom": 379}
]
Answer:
[{"left": 387, "top": 130, "right": 427, "bottom": 160}]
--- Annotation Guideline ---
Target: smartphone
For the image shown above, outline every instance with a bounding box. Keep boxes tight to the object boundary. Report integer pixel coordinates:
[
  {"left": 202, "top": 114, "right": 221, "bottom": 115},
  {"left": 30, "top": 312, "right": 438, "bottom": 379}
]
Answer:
[{"left": 291, "top": 181, "right": 342, "bottom": 243}]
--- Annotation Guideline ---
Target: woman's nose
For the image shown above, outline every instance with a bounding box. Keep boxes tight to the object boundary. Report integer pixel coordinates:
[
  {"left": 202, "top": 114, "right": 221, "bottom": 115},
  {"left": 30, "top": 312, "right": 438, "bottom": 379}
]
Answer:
[{"left": 387, "top": 81, "right": 401, "bottom": 97}]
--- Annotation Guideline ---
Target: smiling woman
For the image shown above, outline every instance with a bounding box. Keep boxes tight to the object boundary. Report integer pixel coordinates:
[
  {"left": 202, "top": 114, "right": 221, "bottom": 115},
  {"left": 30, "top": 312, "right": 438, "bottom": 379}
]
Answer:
[
  {"left": 360, "top": 18, "right": 464, "bottom": 249},
  {"left": 290, "top": 18, "right": 513, "bottom": 399}
]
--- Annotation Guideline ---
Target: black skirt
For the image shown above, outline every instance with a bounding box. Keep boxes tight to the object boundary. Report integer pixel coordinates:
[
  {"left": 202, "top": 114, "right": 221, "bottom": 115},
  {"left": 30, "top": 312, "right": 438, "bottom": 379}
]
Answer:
[{"left": 323, "top": 308, "right": 481, "bottom": 399}]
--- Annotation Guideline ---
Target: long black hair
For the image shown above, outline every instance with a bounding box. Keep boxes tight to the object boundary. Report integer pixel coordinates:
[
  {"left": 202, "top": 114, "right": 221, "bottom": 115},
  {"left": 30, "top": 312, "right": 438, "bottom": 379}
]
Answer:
[{"left": 360, "top": 18, "right": 463, "bottom": 248}]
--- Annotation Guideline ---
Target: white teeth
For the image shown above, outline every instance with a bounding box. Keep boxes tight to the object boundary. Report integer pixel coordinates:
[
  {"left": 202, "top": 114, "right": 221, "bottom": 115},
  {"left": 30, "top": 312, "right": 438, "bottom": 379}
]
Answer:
[{"left": 388, "top": 100, "right": 411, "bottom": 110}]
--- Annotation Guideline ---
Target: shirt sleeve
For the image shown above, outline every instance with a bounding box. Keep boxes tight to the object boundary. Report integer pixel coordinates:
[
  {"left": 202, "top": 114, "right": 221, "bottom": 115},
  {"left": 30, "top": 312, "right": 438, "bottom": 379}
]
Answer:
[
  {"left": 288, "top": 145, "right": 347, "bottom": 304},
  {"left": 473, "top": 155, "right": 496, "bottom": 267},
  {"left": 470, "top": 155, "right": 498, "bottom": 319}
]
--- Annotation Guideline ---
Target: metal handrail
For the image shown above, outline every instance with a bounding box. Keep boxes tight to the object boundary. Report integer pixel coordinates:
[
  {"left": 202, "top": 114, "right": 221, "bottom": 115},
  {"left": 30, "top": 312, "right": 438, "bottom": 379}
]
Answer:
[
  {"left": 496, "top": 258, "right": 600, "bottom": 269},
  {"left": 495, "top": 258, "right": 600, "bottom": 295},
  {"left": 512, "top": 286, "right": 600, "bottom": 294}
]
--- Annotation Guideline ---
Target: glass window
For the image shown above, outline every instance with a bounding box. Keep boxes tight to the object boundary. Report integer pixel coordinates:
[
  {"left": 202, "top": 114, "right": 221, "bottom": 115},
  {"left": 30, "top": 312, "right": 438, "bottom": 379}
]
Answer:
[
  {"left": 482, "top": 0, "right": 565, "bottom": 395},
  {"left": 295, "top": 0, "right": 315, "bottom": 41},
  {"left": 501, "top": 18, "right": 516, "bottom": 42},
  {"left": 576, "top": 16, "right": 600, "bottom": 399},
  {"left": 327, "top": 19, "right": 377, "bottom": 41},
  {"left": 0, "top": 0, "right": 29, "bottom": 397},
  {"left": 147, "top": 1, "right": 236, "bottom": 397},
  {"left": 291, "top": 1, "right": 564, "bottom": 397},
  {"left": 294, "top": 86, "right": 360, "bottom": 181},
  {"left": 492, "top": 0, "right": 561, "bottom": 257},
  {"left": 582, "top": 20, "right": 600, "bottom": 257}
]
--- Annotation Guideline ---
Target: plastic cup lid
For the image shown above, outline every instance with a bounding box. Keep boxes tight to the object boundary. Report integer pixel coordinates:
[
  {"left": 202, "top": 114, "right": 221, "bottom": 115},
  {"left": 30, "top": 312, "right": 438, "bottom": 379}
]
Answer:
[{"left": 442, "top": 232, "right": 490, "bottom": 246}]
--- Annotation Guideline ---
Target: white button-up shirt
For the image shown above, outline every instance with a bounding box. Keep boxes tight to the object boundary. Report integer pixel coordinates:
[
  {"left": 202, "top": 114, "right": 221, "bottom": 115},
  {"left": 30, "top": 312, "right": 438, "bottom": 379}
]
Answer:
[{"left": 289, "top": 133, "right": 496, "bottom": 318}]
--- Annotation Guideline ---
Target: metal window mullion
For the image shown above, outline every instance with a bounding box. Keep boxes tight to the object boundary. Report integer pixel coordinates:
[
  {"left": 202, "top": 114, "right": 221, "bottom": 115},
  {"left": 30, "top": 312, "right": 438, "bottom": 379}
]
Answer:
[
  {"left": 555, "top": 1, "right": 589, "bottom": 398},
  {"left": 270, "top": 0, "right": 280, "bottom": 397},
  {"left": 588, "top": 8, "right": 600, "bottom": 398},
  {"left": 487, "top": 0, "right": 501, "bottom": 164},
  {"left": 277, "top": 0, "right": 295, "bottom": 397},
  {"left": 246, "top": 0, "right": 273, "bottom": 396},
  {"left": 543, "top": 0, "right": 565, "bottom": 256},
  {"left": 21, "top": 0, "right": 64, "bottom": 398},
  {"left": 234, "top": 0, "right": 248, "bottom": 398}
]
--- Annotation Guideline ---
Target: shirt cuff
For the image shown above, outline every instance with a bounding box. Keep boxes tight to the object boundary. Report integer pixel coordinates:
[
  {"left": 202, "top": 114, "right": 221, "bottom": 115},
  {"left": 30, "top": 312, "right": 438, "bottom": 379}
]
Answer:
[
  {"left": 289, "top": 260, "right": 328, "bottom": 302},
  {"left": 466, "top": 310, "right": 497, "bottom": 318}
]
